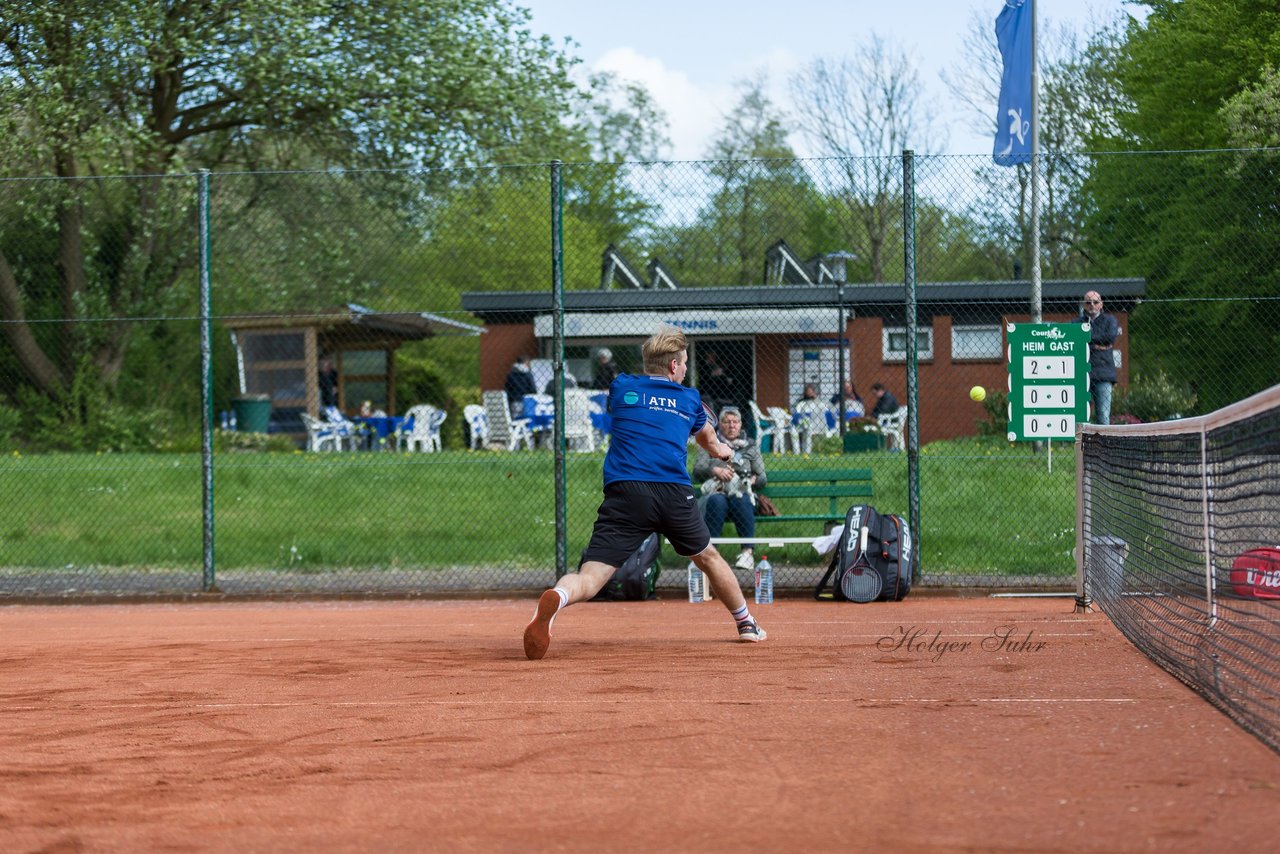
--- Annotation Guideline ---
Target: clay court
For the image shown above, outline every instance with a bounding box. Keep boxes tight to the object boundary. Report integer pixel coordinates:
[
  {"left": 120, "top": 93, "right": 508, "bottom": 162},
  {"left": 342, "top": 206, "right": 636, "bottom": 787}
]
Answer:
[{"left": 2, "top": 595, "right": 1277, "bottom": 852}]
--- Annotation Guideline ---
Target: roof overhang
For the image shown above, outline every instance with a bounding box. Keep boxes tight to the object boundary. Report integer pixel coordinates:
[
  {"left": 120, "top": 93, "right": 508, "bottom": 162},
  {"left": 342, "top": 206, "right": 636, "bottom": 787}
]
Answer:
[{"left": 461, "top": 279, "right": 1146, "bottom": 325}]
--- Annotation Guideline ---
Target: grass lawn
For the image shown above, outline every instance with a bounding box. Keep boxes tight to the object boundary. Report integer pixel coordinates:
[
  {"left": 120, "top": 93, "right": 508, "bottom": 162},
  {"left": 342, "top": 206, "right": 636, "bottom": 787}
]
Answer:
[{"left": 0, "top": 439, "right": 1075, "bottom": 581}]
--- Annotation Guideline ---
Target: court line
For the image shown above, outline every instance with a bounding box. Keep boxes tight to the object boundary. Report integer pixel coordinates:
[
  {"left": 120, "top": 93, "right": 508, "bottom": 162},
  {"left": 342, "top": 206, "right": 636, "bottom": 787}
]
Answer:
[{"left": 0, "top": 697, "right": 1139, "bottom": 713}]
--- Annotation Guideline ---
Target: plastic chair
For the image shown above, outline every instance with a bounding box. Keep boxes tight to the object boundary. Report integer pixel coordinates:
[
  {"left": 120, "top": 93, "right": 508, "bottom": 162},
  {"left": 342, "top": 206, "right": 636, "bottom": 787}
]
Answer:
[
  {"left": 482, "top": 391, "right": 535, "bottom": 451},
  {"left": 400, "top": 404, "right": 446, "bottom": 452},
  {"left": 748, "top": 400, "right": 780, "bottom": 453},
  {"left": 463, "top": 404, "right": 488, "bottom": 450},
  {"left": 878, "top": 407, "right": 908, "bottom": 452},
  {"left": 560, "top": 389, "right": 596, "bottom": 452},
  {"left": 791, "top": 399, "right": 832, "bottom": 453},
  {"left": 301, "top": 412, "right": 356, "bottom": 452},
  {"left": 766, "top": 406, "right": 801, "bottom": 454}
]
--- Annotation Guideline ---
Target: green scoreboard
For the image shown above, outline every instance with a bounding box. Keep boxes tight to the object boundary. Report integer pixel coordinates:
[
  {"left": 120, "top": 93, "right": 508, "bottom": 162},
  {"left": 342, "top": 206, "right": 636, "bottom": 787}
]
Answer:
[{"left": 1006, "top": 322, "right": 1090, "bottom": 442}]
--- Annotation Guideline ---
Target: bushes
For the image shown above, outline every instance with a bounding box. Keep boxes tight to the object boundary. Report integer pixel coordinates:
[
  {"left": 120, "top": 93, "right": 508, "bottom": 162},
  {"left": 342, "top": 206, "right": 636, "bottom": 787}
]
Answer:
[{"left": 1115, "top": 370, "right": 1198, "bottom": 422}]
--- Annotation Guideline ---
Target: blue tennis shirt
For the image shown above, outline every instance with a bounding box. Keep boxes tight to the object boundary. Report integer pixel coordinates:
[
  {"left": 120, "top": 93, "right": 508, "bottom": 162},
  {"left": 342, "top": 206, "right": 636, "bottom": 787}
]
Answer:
[{"left": 602, "top": 373, "right": 707, "bottom": 487}]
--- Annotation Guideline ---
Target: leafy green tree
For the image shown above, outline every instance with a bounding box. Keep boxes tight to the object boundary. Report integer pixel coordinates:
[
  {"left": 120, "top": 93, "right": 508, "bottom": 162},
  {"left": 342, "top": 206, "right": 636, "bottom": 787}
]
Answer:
[
  {"left": 652, "top": 77, "right": 830, "bottom": 287},
  {"left": 1083, "top": 0, "right": 1280, "bottom": 409},
  {"left": 791, "top": 36, "right": 942, "bottom": 282},
  {"left": 0, "top": 0, "right": 581, "bottom": 401}
]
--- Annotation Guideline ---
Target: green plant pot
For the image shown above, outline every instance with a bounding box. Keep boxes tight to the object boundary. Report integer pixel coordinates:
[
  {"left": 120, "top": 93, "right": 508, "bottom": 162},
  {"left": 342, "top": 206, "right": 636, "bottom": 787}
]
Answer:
[{"left": 842, "top": 432, "right": 884, "bottom": 454}]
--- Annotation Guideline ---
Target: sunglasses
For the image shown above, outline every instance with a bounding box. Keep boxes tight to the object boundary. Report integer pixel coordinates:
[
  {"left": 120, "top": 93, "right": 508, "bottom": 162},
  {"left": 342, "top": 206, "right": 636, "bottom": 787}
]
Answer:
[{"left": 1084, "top": 299, "right": 1100, "bottom": 304}]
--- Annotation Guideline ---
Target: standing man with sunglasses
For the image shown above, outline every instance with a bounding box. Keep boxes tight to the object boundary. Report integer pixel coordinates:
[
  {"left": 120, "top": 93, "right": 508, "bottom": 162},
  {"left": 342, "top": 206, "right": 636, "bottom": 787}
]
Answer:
[{"left": 1076, "top": 291, "right": 1121, "bottom": 424}]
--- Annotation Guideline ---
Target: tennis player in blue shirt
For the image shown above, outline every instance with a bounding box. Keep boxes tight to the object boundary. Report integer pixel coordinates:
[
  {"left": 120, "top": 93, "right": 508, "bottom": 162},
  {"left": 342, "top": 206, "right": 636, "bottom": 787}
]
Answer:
[{"left": 523, "top": 324, "right": 767, "bottom": 660}]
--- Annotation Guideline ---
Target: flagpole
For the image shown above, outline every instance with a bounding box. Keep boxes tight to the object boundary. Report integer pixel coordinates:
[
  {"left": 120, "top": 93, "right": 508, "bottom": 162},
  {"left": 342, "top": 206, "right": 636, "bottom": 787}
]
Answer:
[{"left": 1030, "top": 0, "right": 1041, "bottom": 324}]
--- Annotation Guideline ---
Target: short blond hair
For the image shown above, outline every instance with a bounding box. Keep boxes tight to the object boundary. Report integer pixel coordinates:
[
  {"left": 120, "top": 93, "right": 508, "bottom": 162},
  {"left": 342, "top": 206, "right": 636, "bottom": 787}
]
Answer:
[{"left": 642, "top": 324, "right": 688, "bottom": 375}]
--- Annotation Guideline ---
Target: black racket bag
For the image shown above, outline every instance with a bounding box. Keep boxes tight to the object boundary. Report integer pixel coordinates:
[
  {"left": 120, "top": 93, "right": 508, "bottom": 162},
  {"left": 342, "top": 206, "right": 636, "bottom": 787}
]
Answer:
[
  {"left": 814, "top": 504, "right": 914, "bottom": 602},
  {"left": 593, "top": 533, "right": 662, "bottom": 601}
]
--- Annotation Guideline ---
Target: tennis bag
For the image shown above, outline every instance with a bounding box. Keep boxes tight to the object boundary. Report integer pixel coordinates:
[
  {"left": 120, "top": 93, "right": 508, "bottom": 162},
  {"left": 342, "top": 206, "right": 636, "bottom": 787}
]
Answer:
[
  {"left": 1229, "top": 546, "right": 1280, "bottom": 599},
  {"left": 814, "top": 504, "right": 914, "bottom": 603},
  {"left": 593, "top": 533, "right": 662, "bottom": 601}
]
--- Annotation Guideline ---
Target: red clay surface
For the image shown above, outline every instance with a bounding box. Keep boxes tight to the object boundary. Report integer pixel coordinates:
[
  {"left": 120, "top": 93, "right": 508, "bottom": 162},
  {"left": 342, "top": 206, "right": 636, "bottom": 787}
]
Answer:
[{"left": 1, "top": 596, "right": 1277, "bottom": 852}]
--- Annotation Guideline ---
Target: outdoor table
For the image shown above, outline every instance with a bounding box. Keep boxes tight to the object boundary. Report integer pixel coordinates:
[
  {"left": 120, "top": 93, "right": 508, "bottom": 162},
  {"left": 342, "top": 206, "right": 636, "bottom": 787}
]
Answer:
[{"left": 354, "top": 415, "right": 405, "bottom": 449}]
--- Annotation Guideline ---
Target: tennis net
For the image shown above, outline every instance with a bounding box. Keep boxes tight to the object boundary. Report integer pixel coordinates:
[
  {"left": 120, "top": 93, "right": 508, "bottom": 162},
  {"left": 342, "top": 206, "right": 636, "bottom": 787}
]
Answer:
[{"left": 1077, "top": 383, "right": 1280, "bottom": 753}]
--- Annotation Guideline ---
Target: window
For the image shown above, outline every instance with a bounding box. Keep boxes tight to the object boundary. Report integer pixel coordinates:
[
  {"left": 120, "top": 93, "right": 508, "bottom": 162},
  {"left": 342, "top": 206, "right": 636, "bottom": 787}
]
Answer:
[
  {"left": 241, "top": 330, "right": 307, "bottom": 406},
  {"left": 882, "top": 326, "right": 932, "bottom": 362},
  {"left": 951, "top": 325, "right": 1003, "bottom": 361}
]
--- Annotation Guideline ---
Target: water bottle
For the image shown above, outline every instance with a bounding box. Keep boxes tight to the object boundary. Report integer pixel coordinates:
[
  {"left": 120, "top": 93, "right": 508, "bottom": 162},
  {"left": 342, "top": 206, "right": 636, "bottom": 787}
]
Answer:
[
  {"left": 755, "top": 555, "right": 774, "bottom": 605},
  {"left": 687, "top": 562, "right": 705, "bottom": 603}
]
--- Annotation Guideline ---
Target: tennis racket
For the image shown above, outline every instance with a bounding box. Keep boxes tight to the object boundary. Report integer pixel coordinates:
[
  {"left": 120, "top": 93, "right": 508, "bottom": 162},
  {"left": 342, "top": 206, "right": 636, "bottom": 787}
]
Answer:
[{"left": 700, "top": 400, "right": 718, "bottom": 431}]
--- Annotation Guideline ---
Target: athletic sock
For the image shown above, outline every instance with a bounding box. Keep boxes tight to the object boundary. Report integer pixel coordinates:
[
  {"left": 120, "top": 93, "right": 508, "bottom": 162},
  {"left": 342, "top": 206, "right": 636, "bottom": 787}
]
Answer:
[
  {"left": 552, "top": 587, "right": 568, "bottom": 610},
  {"left": 730, "top": 603, "right": 754, "bottom": 627}
]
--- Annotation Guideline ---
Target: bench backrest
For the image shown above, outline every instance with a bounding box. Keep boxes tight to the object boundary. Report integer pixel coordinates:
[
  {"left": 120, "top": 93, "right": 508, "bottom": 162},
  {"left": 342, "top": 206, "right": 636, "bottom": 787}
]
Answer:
[{"left": 762, "top": 468, "right": 874, "bottom": 517}]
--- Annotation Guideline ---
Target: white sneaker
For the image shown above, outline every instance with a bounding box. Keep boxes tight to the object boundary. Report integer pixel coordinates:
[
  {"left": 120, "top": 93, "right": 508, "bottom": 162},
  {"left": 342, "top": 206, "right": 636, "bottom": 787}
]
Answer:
[
  {"left": 734, "top": 550, "right": 755, "bottom": 571},
  {"left": 737, "top": 619, "right": 767, "bottom": 643}
]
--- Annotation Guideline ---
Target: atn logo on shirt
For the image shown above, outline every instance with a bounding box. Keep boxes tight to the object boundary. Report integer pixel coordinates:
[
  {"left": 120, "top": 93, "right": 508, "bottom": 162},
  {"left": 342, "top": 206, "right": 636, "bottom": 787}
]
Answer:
[
  {"left": 623, "top": 391, "right": 640, "bottom": 404},
  {"left": 647, "top": 395, "right": 677, "bottom": 408}
]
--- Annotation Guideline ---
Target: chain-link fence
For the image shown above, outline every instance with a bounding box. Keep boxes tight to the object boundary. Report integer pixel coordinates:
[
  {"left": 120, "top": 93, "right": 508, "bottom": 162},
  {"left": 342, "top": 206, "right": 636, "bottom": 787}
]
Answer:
[{"left": 1, "top": 152, "right": 1277, "bottom": 597}]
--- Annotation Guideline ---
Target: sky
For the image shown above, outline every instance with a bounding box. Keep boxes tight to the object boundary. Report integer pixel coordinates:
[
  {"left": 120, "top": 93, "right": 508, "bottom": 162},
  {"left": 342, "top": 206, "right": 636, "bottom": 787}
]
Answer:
[{"left": 523, "top": 0, "right": 1146, "bottom": 159}]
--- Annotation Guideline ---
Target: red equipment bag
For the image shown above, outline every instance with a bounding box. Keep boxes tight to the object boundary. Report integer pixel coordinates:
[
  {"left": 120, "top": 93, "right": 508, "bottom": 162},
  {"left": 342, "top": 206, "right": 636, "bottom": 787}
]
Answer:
[{"left": 1229, "top": 547, "right": 1280, "bottom": 599}]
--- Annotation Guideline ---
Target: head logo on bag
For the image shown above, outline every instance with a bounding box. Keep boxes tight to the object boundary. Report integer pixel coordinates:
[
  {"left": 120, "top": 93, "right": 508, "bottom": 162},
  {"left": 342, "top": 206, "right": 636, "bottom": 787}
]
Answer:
[{"left": 816, "top": 504, "right": 914, "bottom": 603}]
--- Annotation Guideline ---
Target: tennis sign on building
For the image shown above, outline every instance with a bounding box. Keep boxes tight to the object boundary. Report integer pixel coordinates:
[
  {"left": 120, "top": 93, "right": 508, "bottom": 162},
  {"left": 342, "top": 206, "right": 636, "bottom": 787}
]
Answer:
[{"left": 1005, "top": 322, "right": 1090, "bottom": 442}]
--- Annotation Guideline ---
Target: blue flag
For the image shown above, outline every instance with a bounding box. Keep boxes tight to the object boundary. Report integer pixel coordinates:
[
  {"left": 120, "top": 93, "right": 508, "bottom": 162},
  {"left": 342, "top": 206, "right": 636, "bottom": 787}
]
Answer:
[{"left": 993, "top": 0, "right": 1033, "bottom": 166}]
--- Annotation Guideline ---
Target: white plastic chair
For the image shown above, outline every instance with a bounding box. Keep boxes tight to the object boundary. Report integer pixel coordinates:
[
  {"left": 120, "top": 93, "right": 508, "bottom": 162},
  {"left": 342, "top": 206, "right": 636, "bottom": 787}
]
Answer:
[
  {"left": 401, "top": 404, "right": 446, "bottom": 452},
  {"left": 559, "top": 389, "right": 596, "bottom": 452},
  {"left": 748, "top": 400, "right": 780, "bottom": 454},
  {"left": 483, "top": 390, "right": 534, "bottom": 451},
  {"left": 878, "top": 407, "right": 908, "bottom": 452},
  {"left": 766, "top": 406, "right": 801, "bottom": 454},
  {"left": 301, "top": 412, "right": 357, "bottom": 452},
  {"left": 463, "top": 404, "right": 488, "bottom": 450},
  {"left": 791, "top": 399, "right": 832, "bottom": 453}
]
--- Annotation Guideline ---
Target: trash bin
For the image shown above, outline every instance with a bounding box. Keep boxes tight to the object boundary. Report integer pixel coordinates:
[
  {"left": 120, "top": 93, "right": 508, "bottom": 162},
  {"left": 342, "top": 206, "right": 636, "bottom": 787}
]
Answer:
[{"left": 231, "top": 394, "right": 272, "bottom": 434}]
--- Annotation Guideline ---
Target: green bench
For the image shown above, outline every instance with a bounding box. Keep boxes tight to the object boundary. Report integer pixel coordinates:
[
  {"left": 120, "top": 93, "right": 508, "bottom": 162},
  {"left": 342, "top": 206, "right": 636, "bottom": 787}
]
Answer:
[
  {"left": 756, "top": 467, "right": 874, "bottom": 528},
  {"left": 701, "top": 468, "right": 874, "bottom": 551}
]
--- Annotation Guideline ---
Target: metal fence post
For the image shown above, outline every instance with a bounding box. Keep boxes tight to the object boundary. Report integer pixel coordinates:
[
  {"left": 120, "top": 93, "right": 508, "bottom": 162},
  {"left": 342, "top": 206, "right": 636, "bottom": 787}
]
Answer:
[
  {"left": 198, "top": 169, "right": 217, "bottom": 593},
  {"left": 902, "top": 151, "right": 921, "bottom": 584},
  {"left": 551, "top": 160, "right": 566, "bottom": 580}
]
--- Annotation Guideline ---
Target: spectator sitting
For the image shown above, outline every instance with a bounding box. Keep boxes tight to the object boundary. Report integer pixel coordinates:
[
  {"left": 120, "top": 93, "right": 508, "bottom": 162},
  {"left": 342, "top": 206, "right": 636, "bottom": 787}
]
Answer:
[
  {"left": 543, "top": 373, "right": 578, "bottom": 395},
  {"left": 870, "top": 382, "right": 900, "bottom": 418},
  {"left": 794, "top": 382, "right": 820, "bottom": 408},
  {"left": 830, "top": 380, "right": 866, "bottom": 417},
  {"left": 691, "top": 406, "right": 767, "bottom": 572},
  {"left": 504, "top": 355, "right": 537, "bottom": 413},
  {"left": 593, "top": 348, "right": 621, "bottom": 390}
]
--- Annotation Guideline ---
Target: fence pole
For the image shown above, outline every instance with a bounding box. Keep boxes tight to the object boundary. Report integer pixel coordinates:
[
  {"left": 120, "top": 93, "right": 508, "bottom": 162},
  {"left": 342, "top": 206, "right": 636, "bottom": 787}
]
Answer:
[
  {"left": 902, "top": 151, "right": 921, "bottom": 584},
  {"left": 551, "top": 160, "right": 567, "bottom": 580},
  {"left": 198, "top": 169, "right": 217, "bottom": 592}
]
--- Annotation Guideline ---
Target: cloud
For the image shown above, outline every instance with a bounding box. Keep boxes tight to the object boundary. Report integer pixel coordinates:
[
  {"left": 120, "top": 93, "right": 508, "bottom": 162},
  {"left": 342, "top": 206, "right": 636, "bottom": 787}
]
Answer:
[{"left": 590, "top": 47, "right": 735, "bottom": 160}]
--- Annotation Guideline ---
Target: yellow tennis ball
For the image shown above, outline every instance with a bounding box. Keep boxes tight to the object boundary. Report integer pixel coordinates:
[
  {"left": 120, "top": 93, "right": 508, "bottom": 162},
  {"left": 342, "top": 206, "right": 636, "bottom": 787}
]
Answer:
[{"left": 969, "top": 385, "right": 986, "bottom": 402}]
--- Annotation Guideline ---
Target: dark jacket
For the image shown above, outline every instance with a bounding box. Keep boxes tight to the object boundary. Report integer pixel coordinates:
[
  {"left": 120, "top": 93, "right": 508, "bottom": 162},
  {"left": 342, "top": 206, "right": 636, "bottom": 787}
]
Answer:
[
  {"left": 871, "top": 390, "right": 900, "bottom": 418},
  {"left": 1075, "top": 312, "right": 1120, "bottom": 383},
  {"left": 504, "top": 365, "right": 536, "bottom": 406}
]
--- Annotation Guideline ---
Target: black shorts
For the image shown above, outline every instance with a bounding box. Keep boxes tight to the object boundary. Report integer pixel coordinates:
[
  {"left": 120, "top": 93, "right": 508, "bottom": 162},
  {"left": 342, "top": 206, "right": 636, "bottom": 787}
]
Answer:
[{"left": 579, "top": 481, "right": 710, "bottom": 569}]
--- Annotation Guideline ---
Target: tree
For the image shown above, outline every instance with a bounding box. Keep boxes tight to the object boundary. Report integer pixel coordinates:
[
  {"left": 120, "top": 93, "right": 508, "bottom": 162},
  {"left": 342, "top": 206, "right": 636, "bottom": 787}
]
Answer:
[
  {"left": 940, "top": 11, "right": 1122, "bottom": 283},
  {"left": 1082, "top": 0, "right": 1280, "bottom": 409},
  {"left": 648, "top": 77, "right": 829, "bottom": 287},
  {"left": 790, "top": 35, "right": 943, "bottom": 282},
  {"left": 0, "top": 0, "right": 581, "bottom": 400}
]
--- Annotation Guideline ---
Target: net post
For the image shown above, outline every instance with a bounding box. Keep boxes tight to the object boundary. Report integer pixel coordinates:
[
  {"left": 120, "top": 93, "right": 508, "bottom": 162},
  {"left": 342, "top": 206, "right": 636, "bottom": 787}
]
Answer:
[
  {"left": 1200, "top": 425, "right": 1217, "bottom": 629},
  {"left": 1073, "top": 421, "right": 1091, "bottom": 612}
]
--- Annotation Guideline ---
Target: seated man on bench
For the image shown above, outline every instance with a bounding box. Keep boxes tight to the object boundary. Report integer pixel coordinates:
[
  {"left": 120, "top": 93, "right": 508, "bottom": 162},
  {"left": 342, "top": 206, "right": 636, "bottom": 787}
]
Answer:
[{"left": 691, "top": 406, "right": 768, "bottom": 571}]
